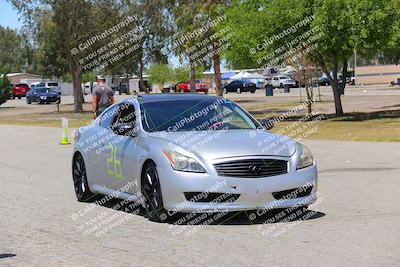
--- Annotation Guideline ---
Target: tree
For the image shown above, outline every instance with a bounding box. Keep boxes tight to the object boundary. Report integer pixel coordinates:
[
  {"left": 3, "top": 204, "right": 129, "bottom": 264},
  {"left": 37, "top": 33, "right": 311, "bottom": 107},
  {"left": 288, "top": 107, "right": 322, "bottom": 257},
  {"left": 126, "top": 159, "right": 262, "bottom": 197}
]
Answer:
[
  {"left": 293, "top": 60, "right": 318, "bottom": 114},
  {"left": 173, "top": 66, "right": 189, "bottom": 83},
  {"left": 169, "top": 0, "right": 203, "bottom": 93},
  {"left": 122, "top": 0, "right": 173, "bottom": 93},
  {"left": 223, "top": 0, "right": 397, "bottom": 116},
  {"left": 169, "top": 0, "right": 229, "bottom": 95},
  {"left": 0, "top": 71, "right": 11, "bottom": 106},
  {"left": 148, "top": 64, "right": 173, "bottom": 91},
  {"left": 10, "top": 0, "right": 102, "bottom": 112},
  {"left": 0, "top": 26, "right": 26, "bottom": 72}
]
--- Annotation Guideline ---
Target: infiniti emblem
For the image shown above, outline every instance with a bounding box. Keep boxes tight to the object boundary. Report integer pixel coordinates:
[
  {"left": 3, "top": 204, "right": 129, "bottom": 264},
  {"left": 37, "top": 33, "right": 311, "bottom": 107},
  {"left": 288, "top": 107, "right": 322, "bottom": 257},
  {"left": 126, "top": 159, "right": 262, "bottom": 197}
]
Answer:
[{"left": 248, "top": 165, "right": 262, "bottom": 173}]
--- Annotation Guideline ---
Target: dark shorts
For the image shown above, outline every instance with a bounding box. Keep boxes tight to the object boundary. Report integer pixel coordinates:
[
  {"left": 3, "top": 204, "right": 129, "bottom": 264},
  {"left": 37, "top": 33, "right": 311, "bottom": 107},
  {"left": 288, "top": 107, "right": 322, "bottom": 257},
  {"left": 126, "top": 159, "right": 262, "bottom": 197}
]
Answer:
[{"left": 96, "top": 104, "right": 111, "bottom": 117}]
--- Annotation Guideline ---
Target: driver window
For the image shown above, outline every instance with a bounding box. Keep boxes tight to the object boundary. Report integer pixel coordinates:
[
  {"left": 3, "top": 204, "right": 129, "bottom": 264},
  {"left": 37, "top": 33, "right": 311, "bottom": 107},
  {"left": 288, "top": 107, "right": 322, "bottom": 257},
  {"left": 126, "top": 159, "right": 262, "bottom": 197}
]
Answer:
[{"left": 113, "top": 103, "right": 136, "bottom": 127}]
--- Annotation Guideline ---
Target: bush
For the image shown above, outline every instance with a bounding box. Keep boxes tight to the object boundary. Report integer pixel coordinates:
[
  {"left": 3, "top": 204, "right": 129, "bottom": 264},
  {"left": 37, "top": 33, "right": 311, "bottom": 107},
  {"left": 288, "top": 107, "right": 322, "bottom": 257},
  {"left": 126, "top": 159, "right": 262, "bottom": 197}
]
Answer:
[{"left": 0, "top": 74, "right": 11, "bottom": 106}]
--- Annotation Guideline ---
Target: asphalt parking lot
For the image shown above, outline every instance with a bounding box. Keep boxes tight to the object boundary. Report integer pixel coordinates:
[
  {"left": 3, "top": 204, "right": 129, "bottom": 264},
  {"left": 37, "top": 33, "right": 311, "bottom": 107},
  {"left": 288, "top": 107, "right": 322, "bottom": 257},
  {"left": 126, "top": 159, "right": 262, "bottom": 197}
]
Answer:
[
  {"left": 2, "top": 85, "right": 400, "bottom": 116},
  {"left": 0, "top": 125, "right": 399, "bottom": 266}
]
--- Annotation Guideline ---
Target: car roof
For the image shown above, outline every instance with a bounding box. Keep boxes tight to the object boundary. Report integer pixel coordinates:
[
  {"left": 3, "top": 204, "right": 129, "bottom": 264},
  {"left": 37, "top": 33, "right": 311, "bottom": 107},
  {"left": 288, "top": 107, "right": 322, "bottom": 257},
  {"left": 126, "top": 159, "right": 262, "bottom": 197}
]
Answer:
[{"left": 135, "top": 93, "right": 222, "bottom": 104}]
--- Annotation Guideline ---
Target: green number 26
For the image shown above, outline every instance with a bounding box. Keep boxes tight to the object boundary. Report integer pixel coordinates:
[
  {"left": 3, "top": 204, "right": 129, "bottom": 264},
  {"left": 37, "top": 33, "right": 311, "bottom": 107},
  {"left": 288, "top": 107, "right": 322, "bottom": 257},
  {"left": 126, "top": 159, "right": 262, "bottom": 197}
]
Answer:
[{"left": 107, "top": 145, "right": 123, "bottom": 180}]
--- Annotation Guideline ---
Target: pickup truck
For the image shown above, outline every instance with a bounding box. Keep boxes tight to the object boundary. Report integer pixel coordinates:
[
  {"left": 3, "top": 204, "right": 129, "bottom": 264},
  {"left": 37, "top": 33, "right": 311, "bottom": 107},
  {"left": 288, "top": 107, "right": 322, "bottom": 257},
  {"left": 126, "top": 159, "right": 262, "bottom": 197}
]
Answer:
[{"left": 177, "top": 80, "right": 208, "bottom": 94}]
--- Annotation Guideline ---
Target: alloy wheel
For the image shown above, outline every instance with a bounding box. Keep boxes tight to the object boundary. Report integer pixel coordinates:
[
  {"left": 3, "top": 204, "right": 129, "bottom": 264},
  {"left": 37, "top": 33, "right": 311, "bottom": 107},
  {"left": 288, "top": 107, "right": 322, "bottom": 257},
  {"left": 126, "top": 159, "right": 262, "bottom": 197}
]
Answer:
[
  {"left": 72, "top": 154, "right": 92, "bottom": 201},
  {"left": 142, "top": 166, "right": 161, "bottom": 214}
]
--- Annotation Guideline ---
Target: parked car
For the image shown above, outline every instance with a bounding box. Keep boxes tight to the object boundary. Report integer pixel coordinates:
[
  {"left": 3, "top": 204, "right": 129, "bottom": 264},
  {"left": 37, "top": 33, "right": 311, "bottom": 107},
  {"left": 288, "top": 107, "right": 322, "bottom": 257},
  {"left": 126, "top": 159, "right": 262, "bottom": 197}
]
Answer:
[
  {"left": 390, "top": 78, "right": 400, "bottom": 86},
  {"left": 177, "top": 80, "right": 209, "bottom": 94},
  {"left": 30, "top": 82, "right": 40, "bottom": 89},
  {"left": 82, "top": 82, "right": 98, "bottom": 95},
  {"left": 36, "top": 81, "right": 61, "bottom": 95},
  {"left": 223, "top": 80, "right": 256, "bottom": 94},
  {"left": 11, "top": 83, "right": 30, "bottom": 99},
  {"left": 346, "top": 77, "right": 355, "bottom": 86},
  {"left": 26, "top": 87, "right": 61, "bottom": 104},
  {"left": 271, "top": 75, "right": 296, "bottom": 88}
]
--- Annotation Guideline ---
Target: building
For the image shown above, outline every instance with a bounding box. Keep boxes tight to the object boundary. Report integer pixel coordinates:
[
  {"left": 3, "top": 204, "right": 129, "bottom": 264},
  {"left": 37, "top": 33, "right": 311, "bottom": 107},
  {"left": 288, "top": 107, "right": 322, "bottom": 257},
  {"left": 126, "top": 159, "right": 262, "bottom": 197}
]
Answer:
[
  {"left": 6, "top": 73, "right": 44, "bottom": 85},
  {"left": 355, "top": 65, "right": 400, "bottom": 85}
]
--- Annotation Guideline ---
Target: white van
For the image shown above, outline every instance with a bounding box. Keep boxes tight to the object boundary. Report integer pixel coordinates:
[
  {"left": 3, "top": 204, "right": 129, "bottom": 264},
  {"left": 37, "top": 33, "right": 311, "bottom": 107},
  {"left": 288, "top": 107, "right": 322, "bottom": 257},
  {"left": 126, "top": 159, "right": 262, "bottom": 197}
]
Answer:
[{"left": 36, "top": 81, "right": 61, "bottom": 94}]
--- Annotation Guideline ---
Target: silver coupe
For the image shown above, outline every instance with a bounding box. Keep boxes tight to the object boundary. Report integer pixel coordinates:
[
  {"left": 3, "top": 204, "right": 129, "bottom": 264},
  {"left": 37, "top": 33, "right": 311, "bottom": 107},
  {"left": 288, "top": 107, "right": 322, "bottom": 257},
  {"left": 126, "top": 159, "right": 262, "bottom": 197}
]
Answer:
[{"left": 72, "top": 94, "right": 318, "bottom": 221}]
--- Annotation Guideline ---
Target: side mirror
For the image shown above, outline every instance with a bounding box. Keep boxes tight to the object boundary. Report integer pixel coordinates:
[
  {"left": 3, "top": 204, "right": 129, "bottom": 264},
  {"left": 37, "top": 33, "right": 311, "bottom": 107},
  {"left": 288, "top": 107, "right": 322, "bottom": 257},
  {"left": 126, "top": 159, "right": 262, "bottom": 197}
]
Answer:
[
  {"left": 112, "top": 123, "right": 137, "bottom": 137},
  {"left": 259, "top": 119, "right": 274, "bottom": 130}
]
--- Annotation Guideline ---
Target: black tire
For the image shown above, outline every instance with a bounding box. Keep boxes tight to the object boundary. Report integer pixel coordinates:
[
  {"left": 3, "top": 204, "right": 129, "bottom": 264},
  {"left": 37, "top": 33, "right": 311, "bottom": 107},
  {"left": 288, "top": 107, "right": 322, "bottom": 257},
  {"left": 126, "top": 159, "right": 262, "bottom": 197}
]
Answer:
[
  {"left": 38, "top": 100, "right": 43, "bottom": 105},
  {"left": 251, "top": 90, "right": 256, "bottom": 93},
  {"left": 141, "top": 161, "right": 168, "bottom": 222},
  {"left": 26, "top": 97, "right": 31, "bottom": 104},
  {"left": 72, "top": 153, "right": 94, "bottom": 202},
  {"left": 57, "top": 98, "right": 61, "bottom": 104},
  {"left": 280, "top": 83, "right": 284, "bottom": 88},
  {"left": 18, "top": 96, "right": 21, "bottom": 99},
  {"left": 236, "top": 87, "right": 241, "bottom": 94}
]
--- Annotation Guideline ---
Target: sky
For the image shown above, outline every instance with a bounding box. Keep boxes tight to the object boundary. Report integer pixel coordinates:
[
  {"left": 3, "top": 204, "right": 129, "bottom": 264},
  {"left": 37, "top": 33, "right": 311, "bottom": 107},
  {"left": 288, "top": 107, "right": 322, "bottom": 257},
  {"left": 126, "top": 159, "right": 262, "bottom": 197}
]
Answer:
[
  {"left": 0, "top": 0, "right": 22, "bottom": 30},
  {"left": 0, "top": 0, "right": 225, "bottom": 70}
]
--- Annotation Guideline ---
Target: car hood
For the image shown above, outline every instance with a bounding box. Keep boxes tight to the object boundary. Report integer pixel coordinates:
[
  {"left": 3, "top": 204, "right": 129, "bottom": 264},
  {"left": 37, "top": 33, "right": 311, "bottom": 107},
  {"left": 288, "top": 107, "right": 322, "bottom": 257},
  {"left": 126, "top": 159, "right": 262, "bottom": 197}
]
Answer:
[{"left": 148, "top": 129, "right": 296, "bottom": 159}]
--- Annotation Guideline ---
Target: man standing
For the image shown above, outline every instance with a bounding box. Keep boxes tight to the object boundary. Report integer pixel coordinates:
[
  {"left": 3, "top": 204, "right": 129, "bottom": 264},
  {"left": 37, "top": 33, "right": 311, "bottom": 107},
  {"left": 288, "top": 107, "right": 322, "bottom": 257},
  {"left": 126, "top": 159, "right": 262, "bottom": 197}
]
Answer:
[{"left": 92, "top": 75, "right": 114, "bottom": 118}]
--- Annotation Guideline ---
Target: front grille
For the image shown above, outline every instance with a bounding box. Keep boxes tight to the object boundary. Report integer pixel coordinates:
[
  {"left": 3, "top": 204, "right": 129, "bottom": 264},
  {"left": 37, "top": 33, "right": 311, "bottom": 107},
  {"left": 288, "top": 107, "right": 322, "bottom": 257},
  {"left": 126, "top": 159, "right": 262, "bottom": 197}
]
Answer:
[
  {"left": 184, "top": 192, "right": 240, "bottom": 203},
  {"left": 272, "top": 186, "right": 313, "bottom": 200},
  {"left": 214, "top": 159, "right": 288, "bottom": 178}
]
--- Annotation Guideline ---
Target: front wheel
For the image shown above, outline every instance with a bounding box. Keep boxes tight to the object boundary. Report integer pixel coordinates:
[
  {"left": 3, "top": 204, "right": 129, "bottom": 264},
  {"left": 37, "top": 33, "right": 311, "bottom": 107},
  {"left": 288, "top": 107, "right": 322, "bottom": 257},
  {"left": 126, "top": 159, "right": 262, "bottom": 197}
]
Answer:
[
  {"left": 236, "top": 87, "right": 242, "bottom": 94},
  {"left": 72, "top": 153, "right": 94, "bottom": 202},
  {"left": 141, "top": 162, "right": 168, "bottom": 222},
  {"left": 26, "top": 97, "right": 31, "bottom": 104}
]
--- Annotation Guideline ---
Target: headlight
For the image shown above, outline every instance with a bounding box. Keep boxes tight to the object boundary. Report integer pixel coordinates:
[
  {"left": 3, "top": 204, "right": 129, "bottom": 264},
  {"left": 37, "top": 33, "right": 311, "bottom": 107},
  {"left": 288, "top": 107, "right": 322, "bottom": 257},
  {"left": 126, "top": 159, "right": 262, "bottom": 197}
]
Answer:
[
  {"left": 297, "top": 143, "right": 314, "bottom": 169},
  {"left": 163, "top": 150, "right": 206, "bottom": 173}
]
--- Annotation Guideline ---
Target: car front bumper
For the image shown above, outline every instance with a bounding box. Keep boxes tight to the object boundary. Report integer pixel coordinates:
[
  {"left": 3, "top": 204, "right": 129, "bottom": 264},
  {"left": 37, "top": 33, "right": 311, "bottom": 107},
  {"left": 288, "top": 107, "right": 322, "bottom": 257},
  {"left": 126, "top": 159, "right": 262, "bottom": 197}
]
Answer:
[{"left": 158, "top": 165, "right": 317, "bottom": 214}]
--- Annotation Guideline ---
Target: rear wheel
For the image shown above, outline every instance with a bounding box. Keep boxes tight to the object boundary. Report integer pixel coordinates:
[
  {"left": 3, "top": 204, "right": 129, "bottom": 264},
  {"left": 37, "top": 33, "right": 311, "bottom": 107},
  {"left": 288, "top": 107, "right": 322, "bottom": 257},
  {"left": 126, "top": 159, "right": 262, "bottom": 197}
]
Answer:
[
  {"left": 18, "top": 96, "right": 21, "bottom": 99},
  {"left": 72, "top": 153, "right": 94, "bottom": 202},
  {"left": 251, "top": 90, "right": 256, "bottom": 93},
  {"left": 141, "top": 161, "right": 168, "bottom": 222}
]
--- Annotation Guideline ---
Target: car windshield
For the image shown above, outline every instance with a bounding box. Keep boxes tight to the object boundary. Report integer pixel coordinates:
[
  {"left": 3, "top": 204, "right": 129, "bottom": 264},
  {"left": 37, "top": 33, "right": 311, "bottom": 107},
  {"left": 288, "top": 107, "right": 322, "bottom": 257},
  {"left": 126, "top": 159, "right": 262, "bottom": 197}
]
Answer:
[
  {"left": 36, "top": 88, "right": 55, "bottom": 93},
  {"left": 47, "top": 83, "right": 58, "bottom": 86},
  {"left": 280, "top": 76, "right": 290, "bottom": 79},
  {"left": 141, "top": 98, "right": 259, "bottom": 132}
]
